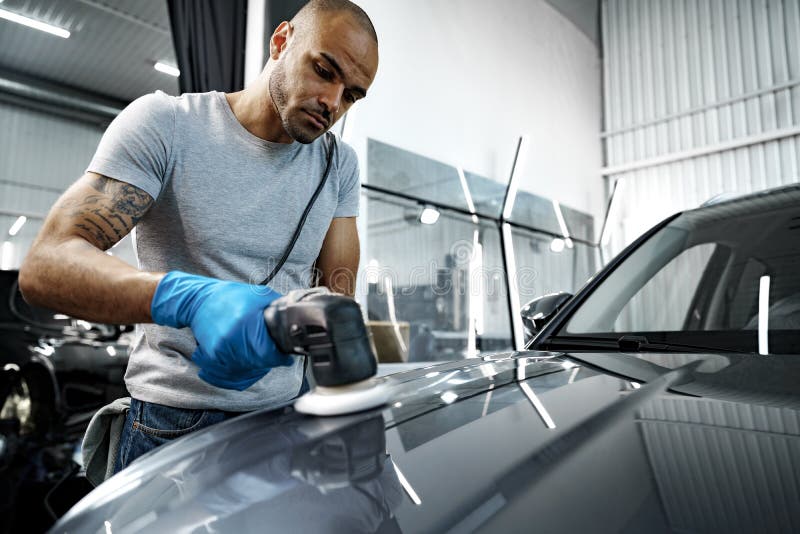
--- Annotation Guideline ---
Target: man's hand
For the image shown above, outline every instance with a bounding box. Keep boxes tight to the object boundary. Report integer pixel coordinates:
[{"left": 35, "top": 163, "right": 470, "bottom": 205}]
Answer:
[{"left": 151, "top": 271, "right": 294, "bottom": 390}]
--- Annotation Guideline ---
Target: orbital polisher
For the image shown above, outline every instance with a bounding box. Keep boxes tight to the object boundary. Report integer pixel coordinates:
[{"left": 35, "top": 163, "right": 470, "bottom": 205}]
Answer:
[{"left": 264, "top": 288, "right": 391, "bottom": 416}]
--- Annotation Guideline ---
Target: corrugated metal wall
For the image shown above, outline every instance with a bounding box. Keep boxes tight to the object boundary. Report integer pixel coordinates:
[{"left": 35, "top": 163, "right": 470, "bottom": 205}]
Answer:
[
  {"left": 602, "top": 0, "right": 800, "bottom": 255},
  {"left": 0, "top": 102, "right": 136, "bottom": 268}
]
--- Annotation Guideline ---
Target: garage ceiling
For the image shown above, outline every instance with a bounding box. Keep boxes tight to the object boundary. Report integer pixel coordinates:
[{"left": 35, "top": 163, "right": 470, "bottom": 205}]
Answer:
[{"left": 0, "top": 0, "right": 179, "bottom": 103}]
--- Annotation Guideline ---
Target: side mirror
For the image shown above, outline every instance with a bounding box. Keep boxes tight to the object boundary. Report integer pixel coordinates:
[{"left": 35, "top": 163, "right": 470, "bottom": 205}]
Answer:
[{"left": 520, "top": 292, "right": 573, "bottom": 341}]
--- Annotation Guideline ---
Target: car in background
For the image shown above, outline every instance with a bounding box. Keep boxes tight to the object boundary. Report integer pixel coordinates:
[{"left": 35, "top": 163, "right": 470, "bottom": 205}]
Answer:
[
  {"left": 0, "top": 270, "right": 133, "bottom": 533},
  {"left": 54, "top": 185, "right": 800, "bottom": 533}
]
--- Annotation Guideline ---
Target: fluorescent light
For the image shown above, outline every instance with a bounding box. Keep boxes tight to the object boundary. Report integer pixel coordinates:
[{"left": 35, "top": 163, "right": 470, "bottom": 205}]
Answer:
[
  {"left": 467, "top": 229, "right": 484, "bottom": 358},
  {"left": 366, "top": 258, "right": 380, "bottom": 283},
  {"left": 457, "top": 167, "right": 477, "bottom": 215},
  {"left": 154, "top": 62, "right": 180, "bottom": 77},
  {"left": 391, "top": 460, "right": 422, "bottom": 505},
  {"left": 8, "top": 215, "right": 26, "bottom": 236},
  {"left": 519, "top": 382, "right": 556, "bottom": 429},
  {"left": 0, "top": 8, "right": 70, "bottom": 38},
  {"left": 568, "top": 367, "right": 579, "bottom": 383},
  {"left": 440, "top": 391, "right": 459, "bottom": 404},
  {"left": 758, "top": 275, "right": 770, "bottom": 355},
  {"left": 502, "top": 222, "right": 525, "bottom": 349},
  {"left": 600, "top": 177, "right": 624, "bottom": 246},
  {"left": 0, "top": 241, "right": 13, "bottom": 270},
  {"left": 419, "top": 207, "right": 440, "bottom": 225},
  {"left": 516, "top": 358, "right": 527, "bottom": 381},
  {"left": 503, "top": 135, "right": 529, "bottom": 219}
]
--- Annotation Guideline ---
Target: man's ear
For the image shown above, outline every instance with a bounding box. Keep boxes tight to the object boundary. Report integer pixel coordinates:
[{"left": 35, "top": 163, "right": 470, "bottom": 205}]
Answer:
[{"left": 269, "top": 21, "right": 293, "bottom": 60}]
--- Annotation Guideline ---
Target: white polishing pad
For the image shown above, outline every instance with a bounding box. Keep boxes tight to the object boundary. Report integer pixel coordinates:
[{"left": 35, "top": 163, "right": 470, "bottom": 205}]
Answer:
[{"left": 294, "top": 378, "right": 392, "bottom": 416}]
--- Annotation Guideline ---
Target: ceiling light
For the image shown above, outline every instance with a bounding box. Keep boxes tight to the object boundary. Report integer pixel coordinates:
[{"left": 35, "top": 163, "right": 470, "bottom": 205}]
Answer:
[
  {"left": 8, "top": 215, "right": 26, "bottom": 236},
  {"left": 154, "top": 62, "right": 180, "bottom": 77},
  {"left": 419, "top": 207, "right": 440, "bottom": 225},
  {"left": 550, "top": 238, "right": 565, "bottom": 253},
  {"left": 0, "top": 8, "right": 70, "bottom": 38}
]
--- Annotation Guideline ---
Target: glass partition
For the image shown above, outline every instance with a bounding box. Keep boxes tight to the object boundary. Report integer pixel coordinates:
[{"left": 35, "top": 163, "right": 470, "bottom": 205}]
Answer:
[
  {"left": 367, "top": 139, "right": 507, "bottom": 218},
  {"left": 363, "top": 190, "right": 512, "bottom": 362},
  {"left": 510, "top": 227, "right": 599, "bottom": 307},
  {"left": 364, "top": 138, "right": 601, "bottom": 358}
]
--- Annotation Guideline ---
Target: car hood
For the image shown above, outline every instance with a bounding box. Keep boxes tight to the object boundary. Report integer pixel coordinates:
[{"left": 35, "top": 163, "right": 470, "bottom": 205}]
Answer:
[{"left": 53, "top": 351, "right": 800, "bottom": 533}]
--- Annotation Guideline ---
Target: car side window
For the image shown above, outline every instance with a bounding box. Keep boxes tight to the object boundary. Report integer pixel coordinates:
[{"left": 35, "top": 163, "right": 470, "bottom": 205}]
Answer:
[{"left": 614, "top": 244, "right": 717, "bottom": 332}]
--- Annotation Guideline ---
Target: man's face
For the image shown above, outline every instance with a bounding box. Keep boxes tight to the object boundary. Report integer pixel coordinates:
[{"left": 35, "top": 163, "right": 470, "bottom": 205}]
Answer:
[{"left": 269, "top": 14, "right": 378, "bottom": 144}]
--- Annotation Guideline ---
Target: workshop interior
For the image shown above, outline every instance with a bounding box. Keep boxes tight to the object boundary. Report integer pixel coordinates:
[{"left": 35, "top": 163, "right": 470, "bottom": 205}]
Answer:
[{"left": 2, "top": 1, "right": 800, "bottom": 533}]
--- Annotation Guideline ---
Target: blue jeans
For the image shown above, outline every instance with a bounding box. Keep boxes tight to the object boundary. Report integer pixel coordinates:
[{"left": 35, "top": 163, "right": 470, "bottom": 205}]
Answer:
[
  {"left": 113, "top": 380, "right": 308, "bottom": 475},
  {"left": 113, "top": 398, "right": 237, "bottom": 475}
]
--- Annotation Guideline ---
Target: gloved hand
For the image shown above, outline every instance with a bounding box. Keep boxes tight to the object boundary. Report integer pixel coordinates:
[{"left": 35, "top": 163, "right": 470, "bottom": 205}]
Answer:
[{"left": 150, "top": 271, "right": 293, "bottom": 390}]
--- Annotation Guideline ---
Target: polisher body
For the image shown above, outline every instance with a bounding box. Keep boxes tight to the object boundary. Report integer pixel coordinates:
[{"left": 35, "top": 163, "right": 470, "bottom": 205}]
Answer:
[{"left": 264, "top": 289, "right": 388, "bottom": 415}]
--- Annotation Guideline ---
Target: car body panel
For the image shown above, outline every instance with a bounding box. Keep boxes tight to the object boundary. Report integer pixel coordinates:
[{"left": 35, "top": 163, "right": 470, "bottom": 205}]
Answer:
[
  {"left": 53, "top": 350, "right": 800, "bottom": 533},
  {"left": 51, "top": 185, "right": 800, "bottom": 533}
]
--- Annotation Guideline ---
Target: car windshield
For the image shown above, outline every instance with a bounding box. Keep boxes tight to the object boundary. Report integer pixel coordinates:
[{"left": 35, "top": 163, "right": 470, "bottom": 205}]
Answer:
[{"left": 557, "top": 187, "right": 800, "bottom": 354}]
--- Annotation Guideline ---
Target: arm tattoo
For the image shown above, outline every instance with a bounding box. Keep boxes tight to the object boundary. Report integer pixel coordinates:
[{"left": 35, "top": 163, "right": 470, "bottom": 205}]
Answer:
[{"left": 59, "top": 175, "right": 154, "bottom": 250}]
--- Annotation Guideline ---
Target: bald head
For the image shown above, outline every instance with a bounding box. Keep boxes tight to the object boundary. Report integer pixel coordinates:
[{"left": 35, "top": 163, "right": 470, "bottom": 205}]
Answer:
[
  {"left": 291, "top": 0, "right": 378, "bottom": 45},
  {"left": 261, "top": 0, "right": 378, "bottom": 143}
]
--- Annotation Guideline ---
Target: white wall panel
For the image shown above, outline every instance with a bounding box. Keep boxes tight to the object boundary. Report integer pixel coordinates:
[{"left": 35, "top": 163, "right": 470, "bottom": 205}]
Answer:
[
  {"left": 602, "top": 0, "right": 800, "bottom": 256},
  {"left": 351, "top": 0, "right": 605, "bottom": 223}
]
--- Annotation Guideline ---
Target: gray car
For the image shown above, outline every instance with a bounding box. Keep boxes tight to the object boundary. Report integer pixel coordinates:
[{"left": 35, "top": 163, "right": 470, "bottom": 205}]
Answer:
[{"left": 53, "top": 184, "right": 800, "bottom": 534}]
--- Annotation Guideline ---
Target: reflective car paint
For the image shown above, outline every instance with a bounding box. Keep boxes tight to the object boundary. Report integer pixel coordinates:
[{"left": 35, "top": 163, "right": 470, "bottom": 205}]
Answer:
[{"left": 53, "top": 351, "right": 800, "bottom": 533}]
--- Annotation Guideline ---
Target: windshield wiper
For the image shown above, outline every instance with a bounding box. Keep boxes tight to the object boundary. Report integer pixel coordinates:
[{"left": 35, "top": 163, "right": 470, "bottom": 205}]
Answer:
[{"left": 544, "top": 335, "right": 748, "bottom": 354}]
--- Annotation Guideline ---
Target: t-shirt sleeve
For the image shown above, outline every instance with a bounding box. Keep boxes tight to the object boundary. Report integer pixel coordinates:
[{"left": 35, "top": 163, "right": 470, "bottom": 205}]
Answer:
[
  {"left": 333, "top": 140, "right": 361, "bottom": 218},
  {"left": 86, "top": 91, "right": 175, "bottom": 201}
]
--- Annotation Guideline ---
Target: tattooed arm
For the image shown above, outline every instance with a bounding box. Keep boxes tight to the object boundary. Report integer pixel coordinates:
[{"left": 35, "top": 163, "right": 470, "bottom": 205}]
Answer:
[{"left": 18, "top": 172, "right": 165, "bottom": 324}]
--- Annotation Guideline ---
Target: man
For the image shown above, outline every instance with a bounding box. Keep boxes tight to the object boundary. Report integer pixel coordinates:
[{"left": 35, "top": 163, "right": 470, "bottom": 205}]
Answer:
[{"left": 18, "top": 0, "right": 379, "bottom": 474}]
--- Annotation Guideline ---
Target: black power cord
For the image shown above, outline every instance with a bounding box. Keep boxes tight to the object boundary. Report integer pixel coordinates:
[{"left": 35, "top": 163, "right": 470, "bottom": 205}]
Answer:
[{"left": 259, "top": 132, "right": 337, "bottom": 286}]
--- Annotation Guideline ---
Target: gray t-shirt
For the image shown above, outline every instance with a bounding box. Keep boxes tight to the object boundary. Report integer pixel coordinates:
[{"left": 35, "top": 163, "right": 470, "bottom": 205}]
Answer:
[{"left": 87, "top": 91, "right": 360, "bottom": 411}]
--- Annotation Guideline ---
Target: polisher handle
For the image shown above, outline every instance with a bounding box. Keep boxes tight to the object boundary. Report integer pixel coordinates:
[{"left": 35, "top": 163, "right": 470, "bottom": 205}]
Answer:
[{"left": 264, "top": 289, "right": 377, "bottom": 387}]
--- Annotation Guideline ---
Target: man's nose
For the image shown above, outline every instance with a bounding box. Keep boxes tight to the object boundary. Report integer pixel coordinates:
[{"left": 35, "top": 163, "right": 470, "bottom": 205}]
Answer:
[{"left": 319, "top": 84, "right": 344, "bottom": 115}]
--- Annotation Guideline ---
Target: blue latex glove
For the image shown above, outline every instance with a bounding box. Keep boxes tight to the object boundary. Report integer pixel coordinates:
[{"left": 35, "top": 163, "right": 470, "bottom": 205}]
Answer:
[{"left": 150, "top": 271, "right": 293, "bottom": 391}]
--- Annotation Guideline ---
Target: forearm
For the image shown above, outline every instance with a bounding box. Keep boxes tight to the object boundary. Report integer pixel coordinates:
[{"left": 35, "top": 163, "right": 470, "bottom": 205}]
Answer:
[
  {"left": 315, "top": 217, "right": 360, "bottom": 297},
  {"left": 316, "top": 265, "right": 357, "bottom": 296},
  {"left": 19, "top": 237, "right": 163, "bottom": 324}
]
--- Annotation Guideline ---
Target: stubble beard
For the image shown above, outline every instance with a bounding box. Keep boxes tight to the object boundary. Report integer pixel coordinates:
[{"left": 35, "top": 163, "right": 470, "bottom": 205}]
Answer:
[{"left": 269, "top": 61, "right": 320, "bottom": 144}]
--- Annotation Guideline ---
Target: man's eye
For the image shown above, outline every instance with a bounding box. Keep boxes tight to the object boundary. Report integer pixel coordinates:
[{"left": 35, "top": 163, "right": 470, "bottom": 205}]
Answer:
[
  {"left": 315, "top": 64, "right": 333, "bottom": 80},
  {"left": 344, "top": 92, "right": 356, "bottom": 104}
]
